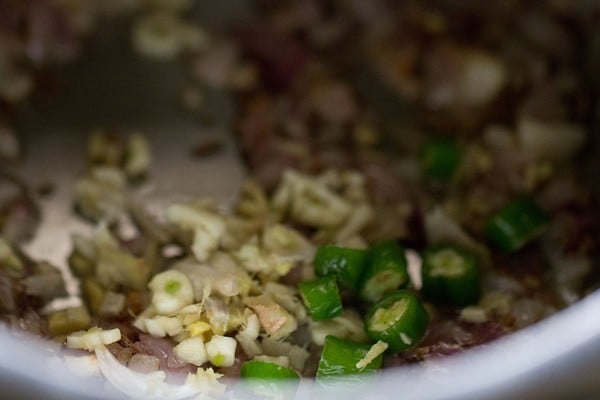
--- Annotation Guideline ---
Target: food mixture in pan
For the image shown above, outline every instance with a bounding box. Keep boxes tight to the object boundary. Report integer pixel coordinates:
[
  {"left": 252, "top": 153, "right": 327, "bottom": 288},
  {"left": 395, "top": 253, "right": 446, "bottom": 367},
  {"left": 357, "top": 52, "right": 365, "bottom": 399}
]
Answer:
[{"left": 0, "top": 0, "right": 598, "bottom": 397}]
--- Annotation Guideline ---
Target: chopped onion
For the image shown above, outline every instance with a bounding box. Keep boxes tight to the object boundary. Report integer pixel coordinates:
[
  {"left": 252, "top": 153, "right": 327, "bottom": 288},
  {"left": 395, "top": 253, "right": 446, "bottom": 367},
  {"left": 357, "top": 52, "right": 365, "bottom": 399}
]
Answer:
[
  {"left": 264, "top": 282, "right": 306, "bottom": 320},
  {"left": 424, "top": 207, "right": 489, "bottom": 263},
  {"left": 425, "top": 45, "right": 506, "bottom": 109},
  {"left": 128, "top": 354, "right": 161, "bottom": 374},
  {"left": 63, "top": 354, "right": 100, "bottom": 378},
  {"left": 512, "top": 298, "right": 547, "bottom": 329},
  {"left": 95, "top": 346, "right": 202, "bottom": 400},
  {"left": 125, "top": 133, "right": 152, "bottom": 178},
  {"left": 184, "top": 368, "right": 225, "bottom": 396},
  {"left": 99, "top": 291, "right": 126, "bottom": 316},
  {"left": 192, "top": 41, "right": 239, "bottom": 89},
  {"left": 309, "top": 309, "right": 367, "bottom": 346},
  {"left": 260, "top": 337, "right": 309, "bottom": 373},
  {"left": 459, "top": 307, "right": 488, "bottom": 323},
  {"left": 482, "top": 272, "right": 525, "bottom": 295},
  {"left": 236, "top": 334, "right": 262, "bottom": 358},
  {"left": 246, "top": 295, "right": 297, "bottom": 340},
  {"left": 517, "top": 116, "right": 585, "bottom": 160},
  {"left": 459, "top": 50, "right": 506, "bottom": 107},
  {"left": 480, "top": 292, "right": 514, "bottom": 316}
]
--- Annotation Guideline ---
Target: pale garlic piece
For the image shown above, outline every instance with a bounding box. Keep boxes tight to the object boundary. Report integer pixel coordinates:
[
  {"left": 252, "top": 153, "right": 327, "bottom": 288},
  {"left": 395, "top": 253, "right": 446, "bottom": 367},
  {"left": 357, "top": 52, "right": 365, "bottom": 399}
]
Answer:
[
  {"left": 174, "top": 255, "right": 252, "bottom": 301},
  {"left": 67, "top": 327, "right": 121, "bottom": 352},
  {"left": 204, "top": 297, "right": 230, "bottom": 335},
  {"left": 517, "top": 116, "right": 585, "bottom": 161},
  {"left": 148, "top": 270, "right": 194, "bottom": 315},
  {"left": 235, "top": 238, "right": 272, "bottom": 274},
  {"left": 221, "top": 216, "right": 263, "bottom": 251},
  {"left": 246, "top": 294, "right": 297, "bottom": 340},
  {"left": 333, "top": 203, "right": 374, "bottom": 242},
  {"left": 459, "top": 306, "right": 488, "bottom": 323},
  {"left": 235, "top": 312, "right": 262, "bottom": 357},
  {"left": 262, "top": 224, "right": 315, "bottom": 263},
  {"left": 125, "top": 133, "right": 152, "bottom": 178},
  {"left": 166, "top": 203, "right": 225, "bottom": 262},
  {"left": 309, "top": 309, "right": 368, "bottom": 346},
  {"left": 274, "top": 170, "right": 352, "bottom": 228},
  {"left": 131, "top": 12, "right": 185, "bottom": 60},
  {"left": 184, "top": 368, "right": 226, "bottom": 397},
  {"left": 87, "top": 130, "right": 124, "bottom": 167},
  {"left": 75, "top": 166, "right": 126, "bottom": 222},
  {"left": 341, "top": 171, "right": 369, "bottom": 202},
  {"left": 205, "top": 335, "right": 237, "bottom": 367},
  {"left": 235, "top": 180, "right": 271, "bottom": 219},
  {"left": 173, "top": 337, "right": 208, "bottom": 366},
  {"left": 235, "top": 235, "right": 301, "bottom": 279},
  {"left": 143, "top": 316, "right": 184, "bottom": 337}
]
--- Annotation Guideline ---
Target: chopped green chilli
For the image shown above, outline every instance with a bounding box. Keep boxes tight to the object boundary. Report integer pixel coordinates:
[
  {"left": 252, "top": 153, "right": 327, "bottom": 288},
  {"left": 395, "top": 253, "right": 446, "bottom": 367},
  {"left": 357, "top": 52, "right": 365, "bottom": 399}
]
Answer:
[
  {"left": 486, "top": 197, "right": 550, "bottom": 252},
  {"left": 241, "top": 360, "right": 300, "bottom": 380},
  {"left": 421, "top": 246, "right": 480, "bottom": 307},
  {"left": 359, "top": 241, "right": 409, "bottom": 303},
  {"left": 365, "top": 291, "right": 429, "bottom": 352},
  {"left": 314, "top": 245, "right": 368, "bottom": 291},
  {"left": 316, "top": 335, "right": 383, "bottom": 380},
  {"left": 241, "top": 360, "right": 300, "bottom": 397},
  {"left": 299, "top": 275, "right": 343, "bottom": 321},
  {"left": 422, "top": 139, "right": 461, "bottom": 180}
]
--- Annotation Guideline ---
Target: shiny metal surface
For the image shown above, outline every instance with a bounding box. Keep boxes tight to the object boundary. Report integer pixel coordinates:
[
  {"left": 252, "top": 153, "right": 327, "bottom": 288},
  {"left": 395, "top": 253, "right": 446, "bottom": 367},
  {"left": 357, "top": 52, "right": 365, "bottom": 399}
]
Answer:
[
  {"left": 8, "top": 16, "right": 245, "bottom": 303},
  {"left": 1, "top": 8, "right": 600, "bottom": 400}
]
